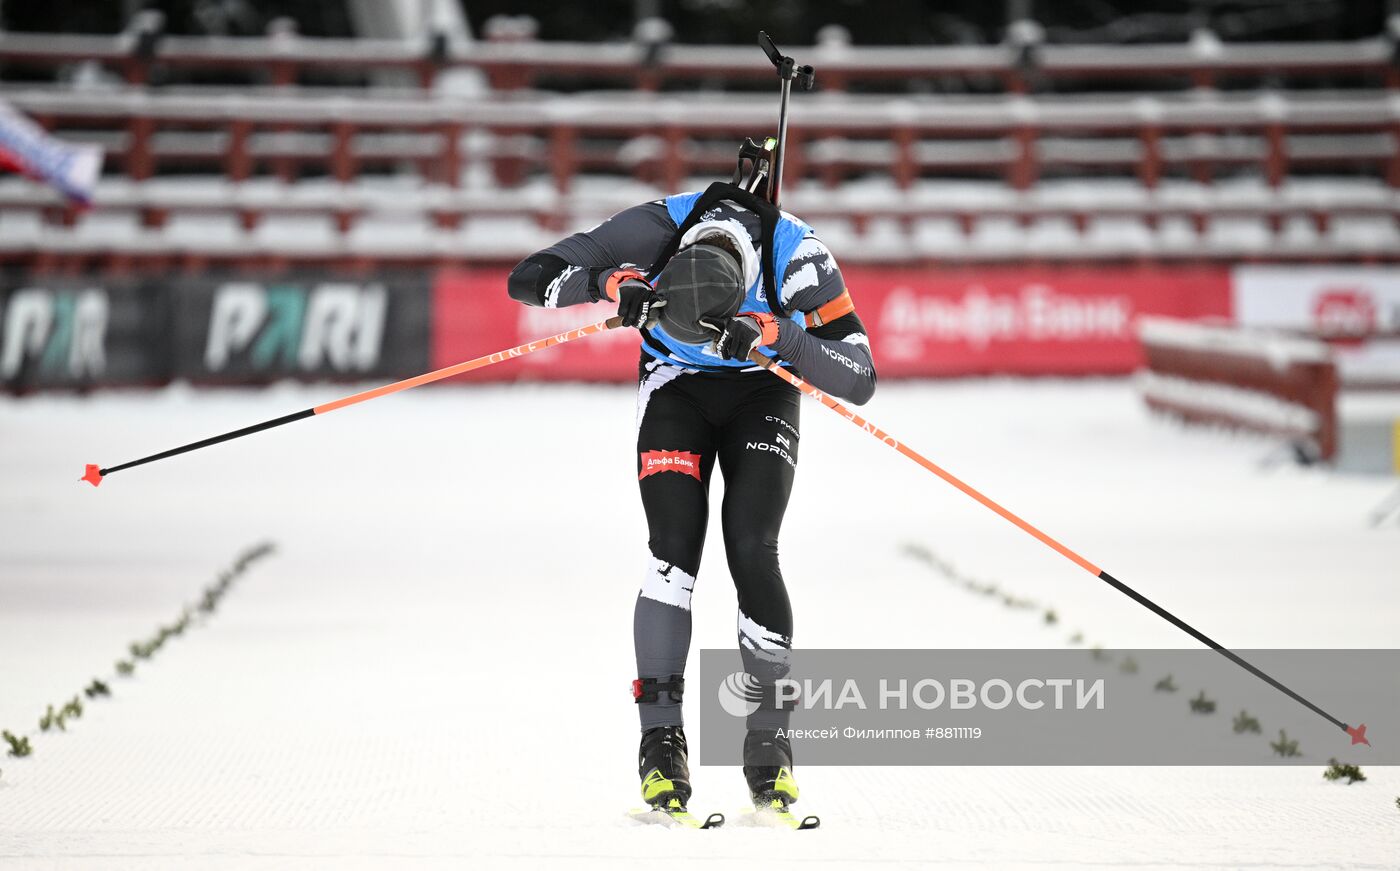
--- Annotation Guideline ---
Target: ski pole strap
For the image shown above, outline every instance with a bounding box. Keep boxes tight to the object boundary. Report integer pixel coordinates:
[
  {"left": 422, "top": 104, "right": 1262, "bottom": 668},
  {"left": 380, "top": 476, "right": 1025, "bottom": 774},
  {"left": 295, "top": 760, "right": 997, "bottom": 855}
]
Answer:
[
  {"left": 633, "top": 676, "right": 685, "bottom": 704},
  {"left": 804, "top": 288, "right": 854, "bottom": 328},
  {"left": 603, "top": 268, "right": 648, "bottom": 303}
]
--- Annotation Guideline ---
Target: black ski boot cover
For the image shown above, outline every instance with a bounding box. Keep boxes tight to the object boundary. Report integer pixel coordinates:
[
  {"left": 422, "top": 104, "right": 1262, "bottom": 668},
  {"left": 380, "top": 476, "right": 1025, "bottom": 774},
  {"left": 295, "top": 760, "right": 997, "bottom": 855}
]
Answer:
[
  {"left": 743, "top": 728, "right": 799, "bottom": 807},
  {"left": 639, "top": 725, "right": 692, "bottom": 808}
]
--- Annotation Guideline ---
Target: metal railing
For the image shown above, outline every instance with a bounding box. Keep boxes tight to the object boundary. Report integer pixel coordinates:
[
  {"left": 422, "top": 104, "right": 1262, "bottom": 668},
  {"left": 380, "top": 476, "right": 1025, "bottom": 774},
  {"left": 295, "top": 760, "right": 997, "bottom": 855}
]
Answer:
[
  {"left": 1, "top": 29, "right": 1397, "bottom": 91},
  {"left": 6, "top": 84, "right": 1397, "bottom": 190}
]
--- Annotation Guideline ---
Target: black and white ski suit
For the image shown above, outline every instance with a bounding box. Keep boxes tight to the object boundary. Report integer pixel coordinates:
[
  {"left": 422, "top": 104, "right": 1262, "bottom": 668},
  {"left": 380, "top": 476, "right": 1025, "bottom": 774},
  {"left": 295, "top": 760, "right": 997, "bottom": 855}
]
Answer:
[{"left": 508, "top": 193, "right": 876, "bottom": 731}]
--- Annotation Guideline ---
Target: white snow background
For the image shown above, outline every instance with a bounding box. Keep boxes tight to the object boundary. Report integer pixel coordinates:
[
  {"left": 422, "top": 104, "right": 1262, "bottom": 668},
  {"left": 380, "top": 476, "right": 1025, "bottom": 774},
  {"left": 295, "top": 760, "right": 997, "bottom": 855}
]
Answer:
[{"left": 1, "top": 378, "right": 1397, "bottom": 869}]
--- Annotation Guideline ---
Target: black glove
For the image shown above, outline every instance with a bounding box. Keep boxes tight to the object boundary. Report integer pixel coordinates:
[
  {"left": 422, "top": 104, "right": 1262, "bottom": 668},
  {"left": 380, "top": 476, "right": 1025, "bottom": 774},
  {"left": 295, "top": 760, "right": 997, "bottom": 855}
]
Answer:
[
  {"left": 704, "top": 313, "right": 779, "bottom": 361},
  {"left": 603, "top": 268, "right": 661, "bottom": 329}
]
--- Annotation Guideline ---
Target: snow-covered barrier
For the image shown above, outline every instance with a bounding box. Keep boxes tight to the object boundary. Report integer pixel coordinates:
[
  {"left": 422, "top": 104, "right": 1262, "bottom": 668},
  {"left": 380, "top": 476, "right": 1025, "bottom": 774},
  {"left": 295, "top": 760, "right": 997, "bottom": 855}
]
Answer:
[{"left": 1137, "top": 317, "right": 1339, "bottom": 460}]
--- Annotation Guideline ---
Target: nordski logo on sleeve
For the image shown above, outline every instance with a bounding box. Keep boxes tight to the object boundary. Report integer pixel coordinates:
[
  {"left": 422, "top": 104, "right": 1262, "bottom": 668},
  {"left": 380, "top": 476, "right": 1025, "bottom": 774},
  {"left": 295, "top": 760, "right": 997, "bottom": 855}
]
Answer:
[{"left": 639, "top": 450, "right": 702, "bottom": 481}]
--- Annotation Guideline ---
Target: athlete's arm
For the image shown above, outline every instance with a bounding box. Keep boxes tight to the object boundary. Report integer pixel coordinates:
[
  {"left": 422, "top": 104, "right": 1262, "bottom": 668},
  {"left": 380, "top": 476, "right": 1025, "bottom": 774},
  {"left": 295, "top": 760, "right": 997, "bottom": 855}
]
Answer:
[
  {"left": 769, "top": 237, "right": 877, "bottom": 405},
  {"left": 506, "top": 202, "right": 675, "bottom": 308}
]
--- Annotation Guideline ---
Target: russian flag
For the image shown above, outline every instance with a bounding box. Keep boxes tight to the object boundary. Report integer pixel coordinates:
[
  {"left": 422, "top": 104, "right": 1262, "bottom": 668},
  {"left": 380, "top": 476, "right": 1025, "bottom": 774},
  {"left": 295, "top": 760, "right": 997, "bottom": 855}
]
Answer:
[{"left": 0, "top": 99, "right": 103, "bottom": 206}]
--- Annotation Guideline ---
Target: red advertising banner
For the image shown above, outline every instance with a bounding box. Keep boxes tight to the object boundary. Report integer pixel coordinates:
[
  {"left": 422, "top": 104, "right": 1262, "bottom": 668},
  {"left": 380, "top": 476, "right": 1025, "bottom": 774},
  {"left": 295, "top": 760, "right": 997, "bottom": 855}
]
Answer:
[
  {"left": 431, "top": 265, "right": 1232, "bottom": 381},
  {"left": 432, "top": 266, "right": 641, "bottom": 381},
  {"left": 857, "top": 266, "right": 1232, "bottom": 376}
]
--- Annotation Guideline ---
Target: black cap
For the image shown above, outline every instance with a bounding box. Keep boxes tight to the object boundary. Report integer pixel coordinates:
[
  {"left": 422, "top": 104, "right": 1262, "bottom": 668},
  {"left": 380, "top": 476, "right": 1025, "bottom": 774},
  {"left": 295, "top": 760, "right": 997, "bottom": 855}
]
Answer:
[{"left": 655, "top": 244, "right": 747, "bottom": 345}]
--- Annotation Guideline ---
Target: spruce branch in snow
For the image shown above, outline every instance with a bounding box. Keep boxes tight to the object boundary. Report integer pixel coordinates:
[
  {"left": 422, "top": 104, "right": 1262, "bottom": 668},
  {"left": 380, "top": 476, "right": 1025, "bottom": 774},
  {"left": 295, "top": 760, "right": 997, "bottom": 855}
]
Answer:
[
  {"left": 239, "top": 541, "right": 276, "bottom": 567},
  {"left": 1119, "top": 656, "right": 1139, "bottom": 674},
  {"left": 3, "top": 731, "right": 31, "bottom": 758},
  {"left": 5, "top": 543, "right": 277, "bottom": 764},
  {"left": 1323, "top": 759, "right": 1365, "bottom": 784},
  {"left": 1189, "top": 691, "right": 1216, "bottom": 714},
  {"left": 169, "top": 610, "right": 192, "bottom": 636},
  {"left": 1233, "top": 710, "right": 1262, "bottom": 734},
  {"left": 1043, "top": 609, "right": 1058, "bottom": 625},
  {"left": 58, "top": 696, "right": 83, "bottom": 727},
  {"left": 1154, "top": 674, "right": 1178, "bottom": 692},
  {"left": 900, "top": 542, "right": 934, "bottom": 565},
  {"left": 1270, "top": 729, "right": 1301, "bottom": 758}
]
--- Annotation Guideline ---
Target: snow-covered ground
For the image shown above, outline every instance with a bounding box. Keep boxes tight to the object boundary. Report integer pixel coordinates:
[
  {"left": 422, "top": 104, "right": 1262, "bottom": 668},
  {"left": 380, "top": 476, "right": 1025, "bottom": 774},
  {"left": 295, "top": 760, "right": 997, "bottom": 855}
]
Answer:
[{"left": 1, "top": 378, "right": 1397, "bottom": 869}]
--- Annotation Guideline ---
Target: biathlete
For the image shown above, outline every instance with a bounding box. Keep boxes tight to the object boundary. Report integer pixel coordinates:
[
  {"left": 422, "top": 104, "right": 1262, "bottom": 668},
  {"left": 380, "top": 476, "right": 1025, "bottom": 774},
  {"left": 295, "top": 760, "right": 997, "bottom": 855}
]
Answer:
[{"left": 507, "top": 182, "right": 876, "bottom": 814}]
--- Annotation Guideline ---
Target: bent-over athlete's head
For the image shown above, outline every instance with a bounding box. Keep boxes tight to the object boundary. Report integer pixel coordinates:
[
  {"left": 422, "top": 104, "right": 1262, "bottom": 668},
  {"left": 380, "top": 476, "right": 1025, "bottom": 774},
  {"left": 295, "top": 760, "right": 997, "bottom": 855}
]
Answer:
[{"left": 654, "top": 220, "right": 755, "bottom": 344}]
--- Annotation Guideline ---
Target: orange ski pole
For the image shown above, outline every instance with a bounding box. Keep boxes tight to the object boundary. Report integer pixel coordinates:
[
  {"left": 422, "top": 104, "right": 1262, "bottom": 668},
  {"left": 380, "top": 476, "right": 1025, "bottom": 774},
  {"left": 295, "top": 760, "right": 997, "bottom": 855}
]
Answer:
[
  {"left": 82, "top": 317, "right": 623, "bottom": 487},
  {"left": 749, "top": 350, "right": 1371, "bottom": 747}
]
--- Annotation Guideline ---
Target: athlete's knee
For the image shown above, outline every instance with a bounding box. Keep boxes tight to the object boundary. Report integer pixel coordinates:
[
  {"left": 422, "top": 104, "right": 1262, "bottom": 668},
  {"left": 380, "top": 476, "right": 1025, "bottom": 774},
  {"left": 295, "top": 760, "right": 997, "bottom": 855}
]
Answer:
[
  {"left": 648, "top": 528, "right": 704, "bottom": 568},
  {"left": 638, "top": 553, "right": 698, "bottom": 611},
  {"left": 723, "top": 530, "right": 778, "bottom": 575}
]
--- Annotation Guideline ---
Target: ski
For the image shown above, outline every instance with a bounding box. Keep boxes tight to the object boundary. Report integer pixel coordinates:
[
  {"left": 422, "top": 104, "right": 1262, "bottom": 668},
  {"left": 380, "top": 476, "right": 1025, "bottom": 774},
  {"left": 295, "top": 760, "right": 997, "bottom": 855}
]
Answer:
[
  {"left": 737, "top": 799, "right": 820, "bottom": 830},
  {"left": 627, "top": 804, "right": 725, "bottom": 829}
]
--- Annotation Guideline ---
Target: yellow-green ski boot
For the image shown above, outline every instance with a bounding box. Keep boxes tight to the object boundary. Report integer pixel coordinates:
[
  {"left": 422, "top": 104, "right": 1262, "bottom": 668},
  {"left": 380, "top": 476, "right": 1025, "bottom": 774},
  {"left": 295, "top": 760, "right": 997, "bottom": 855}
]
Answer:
[
  {"left": 743, "top": 729, "right": 799, "bottom": 807},
  {"left": 639, "top": 725, "right": 692, "bottom": 809}
]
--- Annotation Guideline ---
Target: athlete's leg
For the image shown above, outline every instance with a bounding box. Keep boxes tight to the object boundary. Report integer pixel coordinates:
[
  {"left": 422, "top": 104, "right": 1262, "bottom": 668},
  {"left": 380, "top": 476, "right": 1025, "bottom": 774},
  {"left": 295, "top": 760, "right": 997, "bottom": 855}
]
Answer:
[
  {"left": 634, "top": 360, "right": 717, "bottom": 730},
  {"left": 716, "top": 379, "right": 801, "bottom": 734}
]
